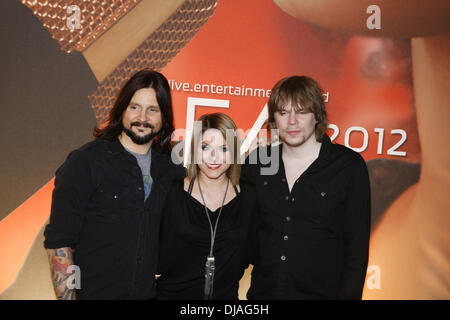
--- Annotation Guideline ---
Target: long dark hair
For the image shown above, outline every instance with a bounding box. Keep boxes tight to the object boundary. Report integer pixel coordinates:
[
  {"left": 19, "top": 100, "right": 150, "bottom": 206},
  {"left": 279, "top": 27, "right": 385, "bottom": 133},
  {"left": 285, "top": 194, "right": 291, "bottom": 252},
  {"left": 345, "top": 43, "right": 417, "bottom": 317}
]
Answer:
[{"left": 93, "top": 69, "right": 174, "bottom": 153}]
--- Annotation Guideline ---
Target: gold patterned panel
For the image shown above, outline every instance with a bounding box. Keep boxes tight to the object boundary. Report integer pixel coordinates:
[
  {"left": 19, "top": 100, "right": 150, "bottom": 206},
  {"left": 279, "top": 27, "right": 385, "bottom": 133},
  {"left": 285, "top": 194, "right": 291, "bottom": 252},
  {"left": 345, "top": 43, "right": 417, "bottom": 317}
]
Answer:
[
  {"left": 88, "top": 0, "right": 218, "bottom": 124},
  {"left": 22, "top": 0, "right": 218, "bottom": 125},
  {"left": 20, "top": 0, "right": 142, "bottom": 53}
]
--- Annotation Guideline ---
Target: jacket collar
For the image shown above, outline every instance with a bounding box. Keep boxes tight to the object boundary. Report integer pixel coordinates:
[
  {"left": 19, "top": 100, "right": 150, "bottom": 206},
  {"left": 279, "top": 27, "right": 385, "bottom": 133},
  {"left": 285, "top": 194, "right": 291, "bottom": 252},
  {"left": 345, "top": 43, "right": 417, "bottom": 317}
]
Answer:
[
  {"left": 107, "top": 138, "right": 126, "bottom": 155},
  {"left": 105, "top": 137, "right": 184, "bottom": 181}
]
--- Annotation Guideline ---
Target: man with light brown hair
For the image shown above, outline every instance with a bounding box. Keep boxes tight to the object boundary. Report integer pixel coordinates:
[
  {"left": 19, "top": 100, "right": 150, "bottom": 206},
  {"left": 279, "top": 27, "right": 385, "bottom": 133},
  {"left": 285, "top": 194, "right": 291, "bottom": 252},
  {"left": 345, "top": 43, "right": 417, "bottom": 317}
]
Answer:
[{"left": 243, "top": 75, "right": 371, "bottom": 299}]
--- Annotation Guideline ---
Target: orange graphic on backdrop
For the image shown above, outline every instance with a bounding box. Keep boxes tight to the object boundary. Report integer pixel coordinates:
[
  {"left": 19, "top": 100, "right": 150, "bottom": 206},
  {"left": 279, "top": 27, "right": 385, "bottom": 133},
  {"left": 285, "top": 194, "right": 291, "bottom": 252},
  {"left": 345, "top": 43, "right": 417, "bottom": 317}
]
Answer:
[{"left": 1, "top": 0, "right": 441, "bottom": 298}]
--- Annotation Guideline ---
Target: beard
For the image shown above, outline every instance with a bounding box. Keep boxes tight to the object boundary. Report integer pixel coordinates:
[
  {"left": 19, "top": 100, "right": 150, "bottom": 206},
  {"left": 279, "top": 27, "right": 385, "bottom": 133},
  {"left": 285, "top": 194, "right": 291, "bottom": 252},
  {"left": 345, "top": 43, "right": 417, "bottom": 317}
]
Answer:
[
  {"left": 280, "top": 129, "right": 315, "bottom": 148},
  {"left": 123, "top": 121, "right": 159, "bottom": 145}
]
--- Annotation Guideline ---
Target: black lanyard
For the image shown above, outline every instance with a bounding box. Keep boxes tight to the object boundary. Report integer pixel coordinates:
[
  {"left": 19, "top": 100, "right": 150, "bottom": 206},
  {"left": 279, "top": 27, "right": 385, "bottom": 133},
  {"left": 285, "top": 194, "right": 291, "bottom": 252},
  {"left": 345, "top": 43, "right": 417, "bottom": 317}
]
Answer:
[{"left": 197, "top": 176, "right": 229, "bottom": 300}]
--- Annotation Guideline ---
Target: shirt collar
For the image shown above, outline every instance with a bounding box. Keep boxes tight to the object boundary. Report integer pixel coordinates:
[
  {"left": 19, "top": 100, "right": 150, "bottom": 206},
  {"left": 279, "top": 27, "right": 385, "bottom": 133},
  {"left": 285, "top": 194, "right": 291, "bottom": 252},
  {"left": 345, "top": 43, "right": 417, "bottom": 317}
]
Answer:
[
  {"left": 317, "top": 133, "right": 334, "bottom": 162},
  {"left": 107, "top": 137, "right": 162, "bottom": 158},
  {"left": 277, "top": 134, "right": 333, "bottom": 161},
  {"left": 275, "top": 133, "right": 334, "bottom": 177}
]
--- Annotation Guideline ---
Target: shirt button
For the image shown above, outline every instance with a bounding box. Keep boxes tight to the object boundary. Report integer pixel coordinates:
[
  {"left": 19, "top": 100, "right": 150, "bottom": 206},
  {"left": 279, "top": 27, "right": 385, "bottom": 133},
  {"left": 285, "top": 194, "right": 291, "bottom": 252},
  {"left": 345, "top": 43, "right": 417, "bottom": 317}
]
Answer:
[
  {"left": 281, "top": 255, "right": 286, "bottom": 261},
  {"left": 291, "top": 197, "right": 295, "bottom": 202},
  {"left": 321, "top": 192, "right": 326, "bottom": 197},
  {"left": 286, "top": 216, "right": 291, "bottom": 222},
  {"left": 283, "top": 235, "right": 289, "bottom": 241},
  {"left": 138, "top": 186, "right": 143, "bottom": 191},
  {"left": 113, "top": 194, "right": 119, "bottom": 199},
  {"left": 282, "top": 178, "right": 286, "bottom": 182}
]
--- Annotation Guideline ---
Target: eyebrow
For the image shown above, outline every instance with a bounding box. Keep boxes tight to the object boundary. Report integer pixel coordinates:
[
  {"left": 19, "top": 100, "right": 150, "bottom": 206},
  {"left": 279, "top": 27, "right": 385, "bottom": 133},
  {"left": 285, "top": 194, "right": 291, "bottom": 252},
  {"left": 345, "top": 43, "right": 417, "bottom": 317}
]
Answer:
[
  {"left": 201, "top": 140, "right": 227, "bottom": 146},
  {"left": 278, "top": 104, "right": 304, "bottom": 111},
  {"left": 129, "top": 101, "right": 160, "bottom": 108}
]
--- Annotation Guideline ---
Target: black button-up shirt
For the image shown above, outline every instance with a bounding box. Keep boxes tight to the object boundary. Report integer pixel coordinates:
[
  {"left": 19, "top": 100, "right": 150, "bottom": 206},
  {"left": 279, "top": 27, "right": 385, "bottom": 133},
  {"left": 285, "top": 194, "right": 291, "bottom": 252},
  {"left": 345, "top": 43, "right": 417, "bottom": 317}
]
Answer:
[
  {"left": 43, "top": 138, "right": 184, "bottom": 299},
  {"left": 242, "top": 134, "right": 371, "bottom": 299}
]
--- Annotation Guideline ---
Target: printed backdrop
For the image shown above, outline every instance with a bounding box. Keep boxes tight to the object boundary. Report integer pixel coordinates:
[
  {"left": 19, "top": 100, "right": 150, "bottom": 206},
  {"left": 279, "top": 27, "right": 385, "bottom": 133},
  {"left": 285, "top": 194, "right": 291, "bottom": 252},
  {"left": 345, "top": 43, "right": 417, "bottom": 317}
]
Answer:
[{"left": 0, "top": 0, "right": 448, "bottom": 299}]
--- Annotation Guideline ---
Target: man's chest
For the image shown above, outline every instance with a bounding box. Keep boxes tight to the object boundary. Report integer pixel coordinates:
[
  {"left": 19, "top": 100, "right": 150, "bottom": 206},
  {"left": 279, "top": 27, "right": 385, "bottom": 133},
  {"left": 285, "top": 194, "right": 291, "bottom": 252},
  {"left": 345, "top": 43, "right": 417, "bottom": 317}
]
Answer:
[
  {"left": 253, "top": 163, "right": 352, "bottom": 224},
  {"left": 89, "top": 156, "right": 146, "bottom": 208},
  {"left": 283, "top": 159, "right": 315, "bottom": 192}
]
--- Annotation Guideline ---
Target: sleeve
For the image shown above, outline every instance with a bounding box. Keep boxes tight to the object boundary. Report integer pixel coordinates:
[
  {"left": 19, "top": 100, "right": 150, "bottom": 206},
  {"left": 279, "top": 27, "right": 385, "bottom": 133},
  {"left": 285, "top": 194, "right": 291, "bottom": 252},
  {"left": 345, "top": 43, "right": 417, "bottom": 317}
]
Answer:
[
  {"left": 245, "top": 186, "right": 260, "bottom": 267},
  {"left": 156, "top": 183, "right": 178, "bottom": 276},
  {"left": 338, "top": 156, "right": 371, "bottom": 299},
  {"left": 43, "top": 149, "right": 94, "bottom": 249}
]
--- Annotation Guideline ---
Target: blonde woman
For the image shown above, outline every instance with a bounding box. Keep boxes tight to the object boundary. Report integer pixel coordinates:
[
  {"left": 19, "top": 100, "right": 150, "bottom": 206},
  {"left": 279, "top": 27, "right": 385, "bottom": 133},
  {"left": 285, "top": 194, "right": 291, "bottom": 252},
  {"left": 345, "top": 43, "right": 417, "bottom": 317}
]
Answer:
[{"left": 156, "top": 113, "right": 257, "bottom": 300}]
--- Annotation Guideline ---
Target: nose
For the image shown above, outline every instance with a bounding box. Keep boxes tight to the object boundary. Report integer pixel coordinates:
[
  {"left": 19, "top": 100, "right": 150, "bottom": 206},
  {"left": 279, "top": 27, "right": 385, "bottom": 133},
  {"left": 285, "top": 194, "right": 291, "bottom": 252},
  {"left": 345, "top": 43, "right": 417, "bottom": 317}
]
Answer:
[
  {"left": 288, "top": 109, "right": 297, "bottom": 124},
  {"left": 137, "top": 109, "right": 148, "bottom": 122},
  {"left": 210, "top": 148, "right": 217, "bottom": 161}
]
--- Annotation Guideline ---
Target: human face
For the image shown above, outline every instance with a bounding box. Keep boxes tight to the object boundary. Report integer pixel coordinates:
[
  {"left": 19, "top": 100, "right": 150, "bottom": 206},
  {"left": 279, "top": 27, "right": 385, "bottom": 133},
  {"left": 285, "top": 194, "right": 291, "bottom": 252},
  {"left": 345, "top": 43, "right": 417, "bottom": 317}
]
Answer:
[
  {"left": 122, "top": 87, "right": 163, "bottom": 145},
  {"left": 196, "top": 129, "right": 232, "bottom": 181},
  {"left": 273, "top": 102, "right": 318, "bottom": 148}
]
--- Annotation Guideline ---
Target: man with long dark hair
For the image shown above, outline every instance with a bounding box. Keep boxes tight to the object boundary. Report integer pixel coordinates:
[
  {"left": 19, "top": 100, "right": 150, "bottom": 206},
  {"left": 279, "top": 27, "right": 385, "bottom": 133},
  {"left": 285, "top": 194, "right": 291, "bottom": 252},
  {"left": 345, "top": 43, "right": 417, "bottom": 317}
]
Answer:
[{"left": 43, "top": 70, "right": 184, "bottom": 299}]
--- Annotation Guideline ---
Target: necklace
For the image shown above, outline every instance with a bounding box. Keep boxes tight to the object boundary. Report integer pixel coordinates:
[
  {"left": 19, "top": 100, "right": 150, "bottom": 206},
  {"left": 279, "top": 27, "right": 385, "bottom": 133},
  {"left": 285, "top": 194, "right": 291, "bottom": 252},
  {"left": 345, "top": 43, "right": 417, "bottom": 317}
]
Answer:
[{"left": 197, "top": 176, "right": 229, "bottom": 300}]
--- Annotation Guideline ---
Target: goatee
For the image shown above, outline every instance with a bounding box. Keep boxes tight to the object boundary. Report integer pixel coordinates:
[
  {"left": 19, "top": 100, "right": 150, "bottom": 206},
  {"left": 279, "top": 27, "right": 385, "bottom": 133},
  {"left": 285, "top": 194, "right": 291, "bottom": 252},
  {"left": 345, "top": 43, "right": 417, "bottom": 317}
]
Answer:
[{"left": 124, "top": 122, "right": 158, "bottom": 145}]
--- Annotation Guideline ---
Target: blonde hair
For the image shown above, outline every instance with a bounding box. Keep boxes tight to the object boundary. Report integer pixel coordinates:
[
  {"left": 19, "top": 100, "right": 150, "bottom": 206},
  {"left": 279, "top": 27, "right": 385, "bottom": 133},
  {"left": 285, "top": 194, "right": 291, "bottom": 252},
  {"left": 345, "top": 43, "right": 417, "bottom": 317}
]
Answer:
[{"left": 187, "top": 113, "right": 241, "bottom": 186}]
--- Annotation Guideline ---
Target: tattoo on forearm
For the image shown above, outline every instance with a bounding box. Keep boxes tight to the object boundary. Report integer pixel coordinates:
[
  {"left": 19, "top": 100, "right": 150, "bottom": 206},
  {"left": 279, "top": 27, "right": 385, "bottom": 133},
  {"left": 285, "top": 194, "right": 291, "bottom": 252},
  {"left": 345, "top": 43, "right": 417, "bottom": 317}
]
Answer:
[{"left": 47, "top": 247, "right": 76, "bottom": 300}]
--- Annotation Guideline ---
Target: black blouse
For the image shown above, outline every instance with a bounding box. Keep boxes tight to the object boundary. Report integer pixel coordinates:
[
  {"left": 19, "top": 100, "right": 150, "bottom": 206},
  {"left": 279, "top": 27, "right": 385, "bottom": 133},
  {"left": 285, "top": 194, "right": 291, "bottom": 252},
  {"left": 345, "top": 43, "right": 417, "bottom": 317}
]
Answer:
[{"left": 156, "top": 179, "right": 257, "bottom": 300}]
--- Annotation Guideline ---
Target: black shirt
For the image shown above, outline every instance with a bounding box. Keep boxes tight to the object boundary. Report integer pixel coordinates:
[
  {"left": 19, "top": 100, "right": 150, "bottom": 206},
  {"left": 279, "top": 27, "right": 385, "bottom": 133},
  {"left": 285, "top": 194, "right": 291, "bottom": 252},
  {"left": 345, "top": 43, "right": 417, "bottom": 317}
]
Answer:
[
  {"left": 43, "top": 138, "right": 185, "bottom": 299},
  {"left": 156, "top": 179, "right": 257, "bottom": 300},
  {"left": 242, "top": 134, "right": 371, "bottom": 299}
]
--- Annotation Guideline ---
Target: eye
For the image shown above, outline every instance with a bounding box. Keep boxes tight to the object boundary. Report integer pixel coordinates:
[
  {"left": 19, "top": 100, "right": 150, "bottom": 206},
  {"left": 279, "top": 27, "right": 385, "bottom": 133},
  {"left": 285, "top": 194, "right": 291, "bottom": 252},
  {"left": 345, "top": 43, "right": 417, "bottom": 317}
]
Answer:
[
  {"left": 221, "top": 146, "right": 229, "bottom": 152},
  {"left": 201, "top": 144, "right": 209, "bottom": 151},
  {"left": 278, "top": 110, "right": 287, "bottom": 115}
]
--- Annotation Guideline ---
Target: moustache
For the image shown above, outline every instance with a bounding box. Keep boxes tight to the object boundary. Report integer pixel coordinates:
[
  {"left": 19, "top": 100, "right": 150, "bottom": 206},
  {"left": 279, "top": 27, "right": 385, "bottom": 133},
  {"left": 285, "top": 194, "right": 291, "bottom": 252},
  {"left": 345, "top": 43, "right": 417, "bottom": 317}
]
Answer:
[{"left": 130, "top": 121, "right": 154, "bottom": 129}]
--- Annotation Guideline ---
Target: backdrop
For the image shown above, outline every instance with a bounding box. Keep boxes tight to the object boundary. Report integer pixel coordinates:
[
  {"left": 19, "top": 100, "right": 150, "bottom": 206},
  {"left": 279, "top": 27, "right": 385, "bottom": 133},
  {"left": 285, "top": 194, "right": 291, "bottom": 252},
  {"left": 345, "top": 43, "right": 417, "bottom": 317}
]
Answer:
[{"left": 0, "top": 0, "right": 448, "bottom": 299}]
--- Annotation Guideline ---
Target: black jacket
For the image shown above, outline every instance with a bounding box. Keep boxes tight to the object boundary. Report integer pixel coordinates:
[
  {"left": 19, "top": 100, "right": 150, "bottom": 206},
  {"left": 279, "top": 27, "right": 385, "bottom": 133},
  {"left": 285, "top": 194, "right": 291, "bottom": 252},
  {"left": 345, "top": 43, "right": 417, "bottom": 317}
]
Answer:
[
  {"left": 242, "top": 134, "right": 371, "bottom": 299},
  {"left": 44, "top": 138, "right": 185, "bottom": 299}
]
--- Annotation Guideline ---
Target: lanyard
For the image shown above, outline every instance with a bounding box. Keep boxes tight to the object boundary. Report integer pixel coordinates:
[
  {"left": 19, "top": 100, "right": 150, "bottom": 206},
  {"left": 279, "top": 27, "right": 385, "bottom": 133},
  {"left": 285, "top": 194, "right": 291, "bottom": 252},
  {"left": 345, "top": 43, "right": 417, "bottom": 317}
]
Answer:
[{"left": 197, "top": 176, "right": 229, "bottom": 300}]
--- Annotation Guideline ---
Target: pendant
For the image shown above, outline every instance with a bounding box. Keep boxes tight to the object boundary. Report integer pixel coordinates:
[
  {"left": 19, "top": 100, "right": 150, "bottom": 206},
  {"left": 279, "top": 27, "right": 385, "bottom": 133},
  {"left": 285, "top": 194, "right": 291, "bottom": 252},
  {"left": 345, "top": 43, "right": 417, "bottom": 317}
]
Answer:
[{"left": 204, "top": 255, "right": 215, "bottom": 300}]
